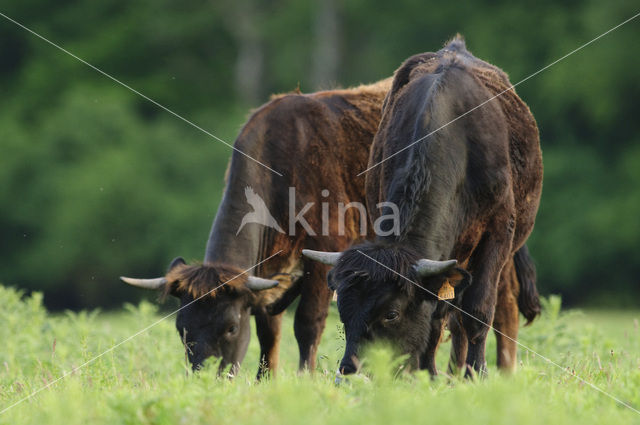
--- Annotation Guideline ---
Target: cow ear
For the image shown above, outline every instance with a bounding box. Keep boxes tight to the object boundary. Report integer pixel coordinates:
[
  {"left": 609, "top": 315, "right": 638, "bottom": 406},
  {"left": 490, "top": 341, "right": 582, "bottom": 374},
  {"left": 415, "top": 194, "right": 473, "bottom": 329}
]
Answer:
[
  {"left": 327, "top": 269, "right": 339, "bottom": 291},
  {"left": 166, "top": 257, "right": 187, "bottom": 298},
  {"left": 445, "top": 267, "right": 472, "bottom": 299},
  {"left": 168, "top": 257, "right": 186, "bottom": 272},
  {"left": 418, "top": 267, "right": 471, "bottom": 301}
]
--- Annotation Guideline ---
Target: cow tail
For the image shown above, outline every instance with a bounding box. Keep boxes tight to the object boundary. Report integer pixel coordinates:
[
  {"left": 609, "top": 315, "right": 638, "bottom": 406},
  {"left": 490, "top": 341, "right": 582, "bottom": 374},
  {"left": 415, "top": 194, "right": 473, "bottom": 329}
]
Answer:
[{"left": 514, "top": 244, "right": 540, "bottom": 325}]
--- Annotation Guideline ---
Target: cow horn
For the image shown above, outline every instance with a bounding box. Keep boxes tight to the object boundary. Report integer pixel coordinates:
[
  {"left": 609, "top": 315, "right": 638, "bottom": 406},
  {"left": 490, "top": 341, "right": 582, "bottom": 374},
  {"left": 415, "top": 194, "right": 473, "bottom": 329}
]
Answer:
[
  {"left": 120, "top": 276, "right": 167, "bottom": 290},
  {"left": 245, "top": 276, "right": 279, "bottom": 291},
  {"left": 414, "top": 259, "right": 458, "bottom": 277},
  {"left": 301, "top": 249, "right": 342, "bottom": 266}
]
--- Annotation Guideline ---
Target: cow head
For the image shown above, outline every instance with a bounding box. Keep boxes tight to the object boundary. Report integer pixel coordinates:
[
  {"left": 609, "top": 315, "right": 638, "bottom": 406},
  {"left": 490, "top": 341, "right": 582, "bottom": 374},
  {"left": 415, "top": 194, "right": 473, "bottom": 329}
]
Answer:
[
  {"left": 120, "top": 257, "right": 278, "bottom": 374},
  {"left": 303, "top": 242, "right": 470, "bottom": 377}
]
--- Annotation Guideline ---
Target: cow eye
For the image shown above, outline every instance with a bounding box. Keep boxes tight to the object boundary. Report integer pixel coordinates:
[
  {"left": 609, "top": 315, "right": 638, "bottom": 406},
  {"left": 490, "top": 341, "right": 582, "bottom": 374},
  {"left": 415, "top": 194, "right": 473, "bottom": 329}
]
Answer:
[
  {"left": 227, "top": 324, "right": 238, "bottom": 335},
  {"left": 384, "top": 311, "right": 399, "bottom": 322}
]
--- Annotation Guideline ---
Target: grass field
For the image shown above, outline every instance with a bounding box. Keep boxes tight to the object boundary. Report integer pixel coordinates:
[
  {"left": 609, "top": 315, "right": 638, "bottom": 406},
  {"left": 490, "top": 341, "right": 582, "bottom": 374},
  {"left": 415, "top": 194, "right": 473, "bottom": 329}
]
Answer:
[{"left": 0, "top": 285, "right": 638, "bottom": 425}]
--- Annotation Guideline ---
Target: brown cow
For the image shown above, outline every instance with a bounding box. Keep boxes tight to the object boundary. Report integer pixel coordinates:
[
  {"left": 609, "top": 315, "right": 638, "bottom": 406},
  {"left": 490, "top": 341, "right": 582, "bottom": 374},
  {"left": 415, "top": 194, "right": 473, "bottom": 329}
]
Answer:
[{"left": 121, "top": 79, "right": 391, "bottom": 377}]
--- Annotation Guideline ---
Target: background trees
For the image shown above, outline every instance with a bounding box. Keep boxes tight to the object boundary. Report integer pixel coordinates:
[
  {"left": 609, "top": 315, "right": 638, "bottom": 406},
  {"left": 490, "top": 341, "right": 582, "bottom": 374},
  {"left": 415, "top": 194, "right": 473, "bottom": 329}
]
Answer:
[{"left": 0, "top": 0, "right": 638, "bottom": 309}]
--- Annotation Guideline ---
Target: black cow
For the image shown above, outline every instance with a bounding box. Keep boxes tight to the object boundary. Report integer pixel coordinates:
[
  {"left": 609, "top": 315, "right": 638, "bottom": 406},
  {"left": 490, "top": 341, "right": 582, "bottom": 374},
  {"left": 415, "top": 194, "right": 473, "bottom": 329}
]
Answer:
[{"left": 303, "top": 36, "right": 543, "bottom": 378}]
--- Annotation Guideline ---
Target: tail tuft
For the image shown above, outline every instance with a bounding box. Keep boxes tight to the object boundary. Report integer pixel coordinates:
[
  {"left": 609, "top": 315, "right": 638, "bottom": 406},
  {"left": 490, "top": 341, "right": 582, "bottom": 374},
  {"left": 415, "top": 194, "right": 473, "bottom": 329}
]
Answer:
[{"left": 514, "top": 244, "right": 541, "bottom": 325}]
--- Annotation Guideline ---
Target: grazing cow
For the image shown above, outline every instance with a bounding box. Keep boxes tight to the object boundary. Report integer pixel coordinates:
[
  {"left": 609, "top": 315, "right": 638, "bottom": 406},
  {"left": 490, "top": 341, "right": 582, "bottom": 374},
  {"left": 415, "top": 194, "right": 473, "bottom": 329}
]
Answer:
[
  {"left": 121, "top": 79, "right": 391, "bottom": 377},
  {"left": 121, "top": 69, "right": 540, "bottom": 378},
  {"left": 303, "top": 37, "right": 543, "bottom": 378}
]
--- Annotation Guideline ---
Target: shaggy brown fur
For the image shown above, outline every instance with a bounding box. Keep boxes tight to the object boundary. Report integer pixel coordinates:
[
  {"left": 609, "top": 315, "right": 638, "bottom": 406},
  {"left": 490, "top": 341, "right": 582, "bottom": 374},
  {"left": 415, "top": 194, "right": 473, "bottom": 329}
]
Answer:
[
  {"left": 158, "top": 79, "right": 393, "bottom": 376},
  {"left": 163, "top": 263, "right": 250, "bottom": 300}
]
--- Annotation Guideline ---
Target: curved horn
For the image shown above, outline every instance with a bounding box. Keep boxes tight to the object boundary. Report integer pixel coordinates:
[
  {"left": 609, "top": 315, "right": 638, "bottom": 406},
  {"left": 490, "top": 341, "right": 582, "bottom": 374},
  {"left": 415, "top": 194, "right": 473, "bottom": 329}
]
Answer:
[
  {"left": 301, "top": 249, "right": 342, "bottom": 266},
  {"left": 120, "top": 276, "right": 167, "bottom": 290},
  {"left": 245, "top": 276, "right": 279, "bottom": 291},
  {"left": 414, "top": 259, "right": 458, "bottom": 277}
]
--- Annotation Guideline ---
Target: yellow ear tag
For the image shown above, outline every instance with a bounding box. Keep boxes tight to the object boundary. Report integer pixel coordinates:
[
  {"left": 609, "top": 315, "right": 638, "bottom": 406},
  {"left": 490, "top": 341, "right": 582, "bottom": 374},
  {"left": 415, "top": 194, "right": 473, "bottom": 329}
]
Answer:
[{"left": 437, "top": 280, "right": 455, "bottom": 300}]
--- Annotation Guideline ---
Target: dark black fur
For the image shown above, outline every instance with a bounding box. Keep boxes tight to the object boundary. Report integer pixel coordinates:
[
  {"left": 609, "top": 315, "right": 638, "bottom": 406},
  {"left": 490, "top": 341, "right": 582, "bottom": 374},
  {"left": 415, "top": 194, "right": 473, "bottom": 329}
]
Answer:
[
  {"left": 331, "top": 36, "right": 542, "bottom": 377},
  {"left": 330, "top": 241, "right": 470, "bottom": 374},
  {"left": 513, "top": 245, "right": 540, "bottom": 325}
]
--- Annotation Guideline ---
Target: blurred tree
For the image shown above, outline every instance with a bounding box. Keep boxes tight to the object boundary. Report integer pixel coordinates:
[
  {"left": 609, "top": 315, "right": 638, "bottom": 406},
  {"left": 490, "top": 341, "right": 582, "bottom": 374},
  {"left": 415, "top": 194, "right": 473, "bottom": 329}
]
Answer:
[
  {"left": 311, "top": 0, "right": 341, "bottom": 89},
  {"left": 229, "top": 0, "right": 266, "bottom": 105},
  {"left": 0, "top": 0, "right": 638, "bottom": 309}
]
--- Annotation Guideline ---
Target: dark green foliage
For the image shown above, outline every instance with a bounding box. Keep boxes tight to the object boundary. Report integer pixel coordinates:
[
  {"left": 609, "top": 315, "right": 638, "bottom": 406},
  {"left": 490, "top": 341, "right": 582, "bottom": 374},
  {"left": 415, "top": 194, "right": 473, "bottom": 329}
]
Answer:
[{"left": 0, "top": 0, "right": 638, "bottom": 308}]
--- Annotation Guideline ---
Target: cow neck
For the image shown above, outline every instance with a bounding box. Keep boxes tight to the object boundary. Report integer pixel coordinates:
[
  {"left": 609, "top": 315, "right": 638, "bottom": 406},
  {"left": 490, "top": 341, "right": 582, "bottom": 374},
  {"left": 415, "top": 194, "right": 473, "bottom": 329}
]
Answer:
[
  {"left": 374, "top": 111, "right": 460, "bottom": 263},
  {"left": 203, "top": 163, "right": 280, "bottom": 273}
]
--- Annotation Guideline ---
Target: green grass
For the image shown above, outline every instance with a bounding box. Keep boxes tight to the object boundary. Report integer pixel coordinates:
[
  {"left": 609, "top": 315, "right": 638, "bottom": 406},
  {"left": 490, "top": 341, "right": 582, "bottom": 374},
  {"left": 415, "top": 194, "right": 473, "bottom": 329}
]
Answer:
[{"left": 0, "top": 286, "right": 638, "bottom": 425}]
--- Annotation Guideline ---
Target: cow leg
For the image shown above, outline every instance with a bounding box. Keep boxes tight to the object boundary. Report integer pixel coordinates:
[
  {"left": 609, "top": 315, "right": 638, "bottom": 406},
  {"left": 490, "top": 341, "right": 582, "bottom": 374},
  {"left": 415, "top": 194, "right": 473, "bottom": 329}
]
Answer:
[
  {"left": 294, "top": 261, "right": 333, "bottom": 371},
  {"left": 419, "top": 316, "right": 445, "bottom": 376},
  {"left": 462, "top": 223, "right": 513, "bottom": 378},
  {"left": 447, "top": 311, "right": 468, "bottom": 375},
  {"left": 254, "top": 308, "right": 283, "bottom": 380},
  {"left": 493, "top": 259, "right": 519, "bottom": 372}
]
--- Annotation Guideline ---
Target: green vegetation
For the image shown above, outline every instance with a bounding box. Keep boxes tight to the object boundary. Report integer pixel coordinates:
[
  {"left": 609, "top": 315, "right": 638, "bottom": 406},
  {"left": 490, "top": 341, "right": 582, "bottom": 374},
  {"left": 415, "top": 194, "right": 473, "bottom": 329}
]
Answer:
[
  {"left": 0, "top": 0, "right": 639, "bottom": 309},
  {"left": 2, "top": 2, "right": 637, "bottom": 422},
  {"left": 0, "top": 286, "right": 638, "bottom": 424}
]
